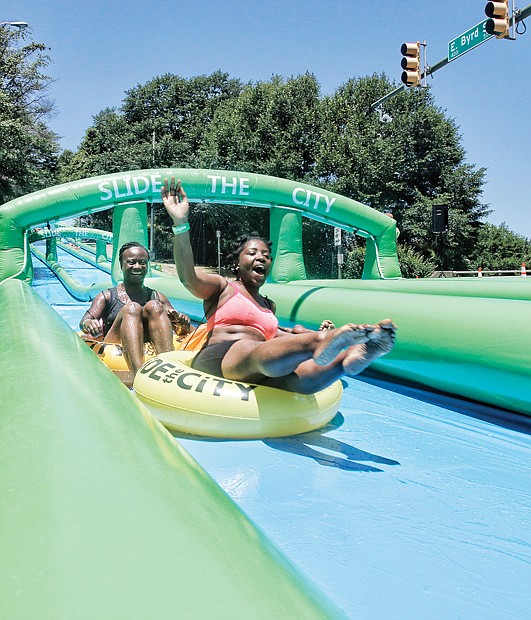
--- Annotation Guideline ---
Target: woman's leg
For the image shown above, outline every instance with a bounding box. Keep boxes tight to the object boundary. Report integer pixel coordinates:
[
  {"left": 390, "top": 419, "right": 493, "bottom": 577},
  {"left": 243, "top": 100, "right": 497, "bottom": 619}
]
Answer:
[
  {"left": 222, "top": 320, "right": 396, "bottom": 393},
  {"left": 105, "top": 302, "right": 146, "bottom": 375},
  {"left": 276, "top": 320, "right": 397, "bottom": 393},
  {"left": 142, "top": 300, "right": 175, "bottom": 354},
  {"left": 341, "top": 320, "right": 396, "bottom": 375},
  {"left": 221, "top": 323, "right": 372, "bottom": 384}
]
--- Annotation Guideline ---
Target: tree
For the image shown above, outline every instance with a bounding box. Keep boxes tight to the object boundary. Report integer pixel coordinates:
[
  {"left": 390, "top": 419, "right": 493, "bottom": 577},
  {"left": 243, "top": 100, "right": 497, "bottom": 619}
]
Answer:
[
  {"left": 62, "top": 71, "right": 243, "bottom": 183},
  {"left": 313, "top": 74, "right": 489, "bottom": 271},
  {"left": 60, "top": 72, "right": 244, "bottom": 247},
  {"left": 198, "top": 74, "right": 325, "bottom": 269},
  {"left": 124, "top": 71, "right": 243, "bottom": 169},
  {"left": 343, "top": 242, "right": 436, "bottom": 279},
  {"left": 469, "top": 222, "right": 530, "bottom": 272},
  {"left": 0, "top": 26, "right": 60, "bottom": 203},
  {"left": 200, "top": 73, "right": 322, "bottom": 180}
]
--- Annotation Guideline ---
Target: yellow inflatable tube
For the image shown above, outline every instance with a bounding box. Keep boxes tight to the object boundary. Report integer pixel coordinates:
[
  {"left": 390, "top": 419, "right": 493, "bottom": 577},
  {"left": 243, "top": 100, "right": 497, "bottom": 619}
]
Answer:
[
  {"left": 81, "top": 333, "right": 185, "bottom": 372},
  {"left": 133, "top": 351, "right": 343, "bottom": 439},
  {"left": 80, "top": 324, "right": 209, "bottom": 373}
]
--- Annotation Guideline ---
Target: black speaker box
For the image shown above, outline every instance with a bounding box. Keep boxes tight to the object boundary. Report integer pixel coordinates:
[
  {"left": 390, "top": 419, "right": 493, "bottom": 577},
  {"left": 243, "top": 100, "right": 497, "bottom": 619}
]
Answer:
[{"left": 432, "top": 204, "right": 448, "bottom": 233}]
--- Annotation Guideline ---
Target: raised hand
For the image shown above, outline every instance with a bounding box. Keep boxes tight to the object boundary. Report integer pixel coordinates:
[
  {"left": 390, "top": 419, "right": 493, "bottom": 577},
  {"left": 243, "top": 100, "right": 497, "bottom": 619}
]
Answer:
[{"left": 161, "top": 177, "right": 189, "bottom": 224}]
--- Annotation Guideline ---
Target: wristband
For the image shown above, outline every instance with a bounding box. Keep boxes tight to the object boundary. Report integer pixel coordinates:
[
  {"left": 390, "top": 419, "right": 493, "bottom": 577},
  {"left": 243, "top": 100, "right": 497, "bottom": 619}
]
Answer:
[{"left": 172, "top": 222, "right": 190, "bottom": 235}]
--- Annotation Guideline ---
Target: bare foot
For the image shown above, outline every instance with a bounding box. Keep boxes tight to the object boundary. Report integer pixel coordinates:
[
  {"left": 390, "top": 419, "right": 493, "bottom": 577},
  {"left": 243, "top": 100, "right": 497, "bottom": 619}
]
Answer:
[
  {"left": 313, "top": 323, "right": 374, "bottom": 366},
  {"left": 113, "top": 369, "right": 135, "bottom": 387},
  {"left": 342, "top": 320, "right": 396, "bottom": 375}
]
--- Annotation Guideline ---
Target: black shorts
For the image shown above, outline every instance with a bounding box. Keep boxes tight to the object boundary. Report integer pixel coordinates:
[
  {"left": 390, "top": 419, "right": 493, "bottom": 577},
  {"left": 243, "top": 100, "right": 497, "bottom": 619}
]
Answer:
[{"left": 191, "top": 341, "right": 237, "bottom": 378}]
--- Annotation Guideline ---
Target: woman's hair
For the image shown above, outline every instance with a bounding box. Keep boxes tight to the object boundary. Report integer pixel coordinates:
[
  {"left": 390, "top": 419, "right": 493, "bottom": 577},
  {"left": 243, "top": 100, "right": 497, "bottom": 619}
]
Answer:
[
  {"left": 226, "top": 232, "right": 273, "bottom": 275},
  {"left": 118, "top": 241, "right": 149, "bottom": 264}
]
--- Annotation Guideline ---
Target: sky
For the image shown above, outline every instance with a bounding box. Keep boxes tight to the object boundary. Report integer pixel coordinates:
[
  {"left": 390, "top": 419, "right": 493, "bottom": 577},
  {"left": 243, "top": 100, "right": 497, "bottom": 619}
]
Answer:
[{"left": 3, "top": 0, "right": 530, "bottom": 238}]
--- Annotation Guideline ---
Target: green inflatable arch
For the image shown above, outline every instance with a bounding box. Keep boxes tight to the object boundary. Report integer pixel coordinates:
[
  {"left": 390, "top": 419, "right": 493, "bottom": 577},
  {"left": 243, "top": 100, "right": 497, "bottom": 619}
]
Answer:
[
  {"left": 2, "top": 168, "right": 530, "bottom": 417},
  {"left": 0, "top": 168, "right": 401, "bottom": 283}
]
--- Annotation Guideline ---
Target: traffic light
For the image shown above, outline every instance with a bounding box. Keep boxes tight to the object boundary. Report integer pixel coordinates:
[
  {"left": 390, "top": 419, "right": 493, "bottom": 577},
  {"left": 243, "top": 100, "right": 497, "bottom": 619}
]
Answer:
[
  {"left": 485, "top": 1, "right": 510, "bottom": 37},
  {"left": 400, "top": 42, "right": 421, "bottom": 87}
]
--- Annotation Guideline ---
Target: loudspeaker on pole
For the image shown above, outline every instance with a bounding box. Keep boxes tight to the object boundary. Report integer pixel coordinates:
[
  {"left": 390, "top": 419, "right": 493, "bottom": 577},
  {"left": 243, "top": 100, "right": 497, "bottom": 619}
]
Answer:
[{"left": 432, "top": 203, "right": 448, "bottom": 233}]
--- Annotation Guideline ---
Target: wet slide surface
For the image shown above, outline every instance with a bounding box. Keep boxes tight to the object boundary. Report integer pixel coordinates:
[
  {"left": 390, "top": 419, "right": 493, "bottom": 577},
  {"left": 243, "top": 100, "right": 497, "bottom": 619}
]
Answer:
[{"left": 32, "top": 249, "right": 531, "bottom": 620}]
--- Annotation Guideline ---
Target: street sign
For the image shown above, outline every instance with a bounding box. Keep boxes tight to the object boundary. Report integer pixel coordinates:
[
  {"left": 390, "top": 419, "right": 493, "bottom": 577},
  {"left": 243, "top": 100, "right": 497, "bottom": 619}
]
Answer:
[{"left": 448, "top": 19, "right": 493, "bottom": 61}]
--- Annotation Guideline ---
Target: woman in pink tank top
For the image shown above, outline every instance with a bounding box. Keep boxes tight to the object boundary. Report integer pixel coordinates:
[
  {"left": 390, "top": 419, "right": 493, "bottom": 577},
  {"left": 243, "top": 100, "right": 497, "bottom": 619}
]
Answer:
[{"left": 161, "top": 178, "right": 396, "bottom": 394}]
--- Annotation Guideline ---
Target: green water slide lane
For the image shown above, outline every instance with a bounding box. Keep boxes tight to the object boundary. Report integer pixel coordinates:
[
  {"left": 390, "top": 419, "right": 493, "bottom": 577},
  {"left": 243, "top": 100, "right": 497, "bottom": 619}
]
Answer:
[{"left": 0, "top": 278, "right": 346, "bottom": 620}]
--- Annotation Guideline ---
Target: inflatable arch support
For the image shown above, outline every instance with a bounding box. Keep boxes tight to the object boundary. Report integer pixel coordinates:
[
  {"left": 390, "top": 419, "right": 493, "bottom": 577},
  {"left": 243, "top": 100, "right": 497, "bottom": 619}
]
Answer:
[
  {"left": 0, "top": 168, "right": 401, "bottom": 283},
  {"left": 29, "top": 225, "right": 113, "bottom": 245},
  {"left": 30, "top": 226, "right": 112, "bottom": 265}
]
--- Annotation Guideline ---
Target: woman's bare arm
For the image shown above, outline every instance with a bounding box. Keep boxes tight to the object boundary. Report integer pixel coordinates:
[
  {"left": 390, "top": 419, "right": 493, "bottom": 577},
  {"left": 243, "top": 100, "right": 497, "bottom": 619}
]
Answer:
[
  {"left": 161, "top": 177, "right": 225, "bottom": 301},
  {"left": 79, "top": 291, "right": 107, "bottom": 337}
]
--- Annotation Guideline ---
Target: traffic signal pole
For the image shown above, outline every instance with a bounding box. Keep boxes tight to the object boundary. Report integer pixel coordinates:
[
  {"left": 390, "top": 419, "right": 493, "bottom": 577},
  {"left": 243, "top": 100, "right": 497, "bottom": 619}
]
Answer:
[{"left": 370, "top": 2, "right": 531, "bottom": 112}]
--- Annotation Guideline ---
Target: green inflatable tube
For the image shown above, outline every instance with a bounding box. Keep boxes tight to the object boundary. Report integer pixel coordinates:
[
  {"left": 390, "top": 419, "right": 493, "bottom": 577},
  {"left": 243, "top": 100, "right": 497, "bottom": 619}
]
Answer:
[
  {"left": 31, "top": 245, "right": 109, "bottom": 301},
  {"left": 55, "top": 240, "right": 112, "bottom": 272},
  {"left": 288, "top": 276, "right": 531, "bottom": 301},
  {"left": 31, "top": 226, "right": 112, "bottom": 268},
  {"left": 29, "top": 225, "right": 113, "bottom": 245},
  {"left": 0, "top": 279, "right": 346, "bottom": 620},
  {"left": 259, "top": 281, "right": 531, "bottom": 416}
]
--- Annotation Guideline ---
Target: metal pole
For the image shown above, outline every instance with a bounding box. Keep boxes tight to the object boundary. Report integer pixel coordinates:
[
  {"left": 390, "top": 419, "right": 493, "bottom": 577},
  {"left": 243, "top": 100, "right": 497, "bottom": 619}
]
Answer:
[
  {"left": 334, "top": 227, "right": 342, "bottom": 279},
  {"left": 150, "top": 129, "right": 156, "bottom": 256},
  {"left": 216, "top": 230, "right": 221, "bottom": 274},
  {"left": 370, "top": 85, "right": 405, "bottom": 111},
  {"left": 371, "top": 3, "right": 531, "bottom": 111},
  {"left": 150, "top": 206, "right": 154, "bottom": 255}
]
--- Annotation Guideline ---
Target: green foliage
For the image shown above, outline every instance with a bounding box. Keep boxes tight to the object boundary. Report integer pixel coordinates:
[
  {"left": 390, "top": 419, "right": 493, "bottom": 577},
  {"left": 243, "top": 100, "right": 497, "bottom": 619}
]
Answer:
[
  {"left": 0, "top": 27, "right": 59, "bottom": 203},
  {"left": 123, "top": 71, "right": 243, "bottom": 168},
  {"left": 469, "top": 222, "right": 530, "bottom": 271},
  {"left": 59, "top": 72, "right": 244, "bottom": 239},
  {"left": 343, "top": 245, "right": 366, "bottom": 280},
  {"left": 301, "top": 219, "right": 337, "bottom": 279},
  {"left": 396, "top": 244, "right": 437, "bottom": 278},
  {"left": 59, "top": 71, "right": 497, "bottom": 273},
  {"left": 60, "top": 71, "right": 244, "bottom": 183},
  {"left": 200, "top": 73, "right": 322, "bottom": 180},
  {"left": 312, "top": 75, "right": 489, "bottom": 270},
  {"left": 343, "top": 240, "right": 435, "bottom": 279}
]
